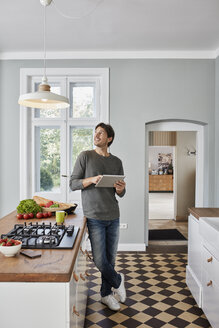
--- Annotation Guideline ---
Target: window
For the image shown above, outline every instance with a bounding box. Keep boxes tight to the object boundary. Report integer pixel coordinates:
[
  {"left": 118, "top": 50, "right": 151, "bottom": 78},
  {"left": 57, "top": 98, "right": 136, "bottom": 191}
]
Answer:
[
  {"left": 20, "top": 68, "right": 109, "bottom": 206},
  {"left": 35, "top": 126, "right": 61, "bottom": 193},
  {"left": 70, "top": 82, "right": 96, "bottom": 118}
]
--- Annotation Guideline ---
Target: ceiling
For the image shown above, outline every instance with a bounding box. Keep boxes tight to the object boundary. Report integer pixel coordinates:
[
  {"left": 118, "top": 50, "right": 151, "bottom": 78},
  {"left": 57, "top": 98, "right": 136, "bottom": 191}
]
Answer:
[{"left": 1, "top": 0, "right": 219, "bottom": 57}]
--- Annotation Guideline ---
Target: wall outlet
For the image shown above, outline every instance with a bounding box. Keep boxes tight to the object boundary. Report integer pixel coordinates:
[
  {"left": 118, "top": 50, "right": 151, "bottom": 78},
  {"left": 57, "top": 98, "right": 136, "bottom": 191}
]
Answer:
[{"left": 120, "top": 223, "right": 128, "bottom": 229}]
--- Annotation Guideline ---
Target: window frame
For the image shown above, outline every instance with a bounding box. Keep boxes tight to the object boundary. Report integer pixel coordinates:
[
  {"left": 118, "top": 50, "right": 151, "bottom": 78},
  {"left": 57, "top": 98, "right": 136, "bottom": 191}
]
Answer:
[
  {"left": 19, "top": 68, "right": 109, "bottom": 201},
  {"left": 68, "top": 77, "right": 100, "bottom": 120}
]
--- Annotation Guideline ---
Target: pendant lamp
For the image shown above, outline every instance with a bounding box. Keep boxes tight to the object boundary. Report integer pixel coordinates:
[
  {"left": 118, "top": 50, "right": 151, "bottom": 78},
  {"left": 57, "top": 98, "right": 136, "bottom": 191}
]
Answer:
[{"left": 18, "top": 0, "right": 69, "bottom": 109}]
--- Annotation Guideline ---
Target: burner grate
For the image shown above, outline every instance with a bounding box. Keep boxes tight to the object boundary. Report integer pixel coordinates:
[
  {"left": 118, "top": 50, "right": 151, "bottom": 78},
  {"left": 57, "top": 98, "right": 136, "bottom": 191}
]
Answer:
[{"left": 1, "top": 222, "right": 79, "bottom": 249}]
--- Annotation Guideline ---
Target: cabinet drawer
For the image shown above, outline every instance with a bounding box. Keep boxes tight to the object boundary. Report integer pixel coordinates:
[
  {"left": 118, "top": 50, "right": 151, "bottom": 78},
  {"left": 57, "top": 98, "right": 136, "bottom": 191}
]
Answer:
[
  {"left": 202, "top": 245, "right": 219, "bottom": 287},
  {"left": 202, "top": 269, "right": 219, "bottom": 328}
]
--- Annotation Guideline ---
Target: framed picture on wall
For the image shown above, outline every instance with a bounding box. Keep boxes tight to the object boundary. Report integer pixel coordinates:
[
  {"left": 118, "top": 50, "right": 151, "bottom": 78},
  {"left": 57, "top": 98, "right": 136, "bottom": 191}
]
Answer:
[{"left": 158, "top": 153, "right": 172, "bottom": 169}]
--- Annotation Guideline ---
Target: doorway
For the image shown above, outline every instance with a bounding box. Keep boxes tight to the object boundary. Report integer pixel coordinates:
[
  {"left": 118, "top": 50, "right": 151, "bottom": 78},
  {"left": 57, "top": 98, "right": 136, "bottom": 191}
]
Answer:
[
  {"left": 148, "top": 143, "right": 175, "bottom": 221},
  {"left": 145, "top": 120, "right": 206, "bottom": 246}
]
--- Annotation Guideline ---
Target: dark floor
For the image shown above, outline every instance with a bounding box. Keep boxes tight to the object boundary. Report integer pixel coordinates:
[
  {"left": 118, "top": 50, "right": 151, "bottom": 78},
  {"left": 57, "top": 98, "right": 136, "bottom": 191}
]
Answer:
[{"left": 84, "top": 251, "right": 210, "bottom": 328}]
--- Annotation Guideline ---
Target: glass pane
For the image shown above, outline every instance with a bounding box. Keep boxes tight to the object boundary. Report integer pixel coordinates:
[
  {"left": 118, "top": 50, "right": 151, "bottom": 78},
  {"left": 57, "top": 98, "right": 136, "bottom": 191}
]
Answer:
[
  {"left": 71, "top": 127, "right": 93, "bottom": 169},
  {"left": 35, "top": 127, "right": 60, "bottom": 192},
  {"left": 70, "top": 83, "right": 95, "bottom": 118},
  {"left": 34, "top": 83, "right": 62, "bottom": 118}
]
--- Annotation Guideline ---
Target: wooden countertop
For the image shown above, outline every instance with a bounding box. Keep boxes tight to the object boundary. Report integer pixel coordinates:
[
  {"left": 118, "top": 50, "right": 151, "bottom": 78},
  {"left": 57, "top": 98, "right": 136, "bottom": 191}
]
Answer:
[
  {"left": 189, "top": 207, "right": 219, "bottom": 220},
  {"left": 0, "top": 210, "right": 86, "bottom": 283}
]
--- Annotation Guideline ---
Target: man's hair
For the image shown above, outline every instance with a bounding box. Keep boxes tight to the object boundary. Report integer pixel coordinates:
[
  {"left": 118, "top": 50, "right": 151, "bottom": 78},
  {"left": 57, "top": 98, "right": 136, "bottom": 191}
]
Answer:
[{"left": 95, "top": 122, "right": 115, "bottom": 147}]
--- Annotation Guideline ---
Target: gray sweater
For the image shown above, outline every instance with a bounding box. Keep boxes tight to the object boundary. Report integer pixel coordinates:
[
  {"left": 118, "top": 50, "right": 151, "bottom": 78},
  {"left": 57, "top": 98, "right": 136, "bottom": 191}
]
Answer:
[{"left": 69, "top": 150, "right": 125, "bottom": 220}]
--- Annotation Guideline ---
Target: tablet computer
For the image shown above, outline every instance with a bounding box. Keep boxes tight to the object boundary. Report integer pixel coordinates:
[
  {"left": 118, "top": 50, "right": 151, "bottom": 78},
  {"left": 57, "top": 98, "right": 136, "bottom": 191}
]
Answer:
[{"left": 95, "top": 175, "right": 125, "bottom": 188}]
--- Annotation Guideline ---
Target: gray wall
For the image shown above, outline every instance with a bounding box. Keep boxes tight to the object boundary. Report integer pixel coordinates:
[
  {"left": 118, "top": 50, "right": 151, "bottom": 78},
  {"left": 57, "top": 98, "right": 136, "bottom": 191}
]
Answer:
[
  {"left": 215, "top": 57, "right": 219, "bottom": 206},
  {"left": 0, "top": 58, "right": 216, "bottom": 245}
]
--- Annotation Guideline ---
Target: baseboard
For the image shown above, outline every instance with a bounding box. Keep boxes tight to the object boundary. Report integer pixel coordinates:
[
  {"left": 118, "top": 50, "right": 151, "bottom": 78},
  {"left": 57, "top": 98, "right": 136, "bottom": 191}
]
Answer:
[
  {"left": 118, "top": 244, "right": 146, "bottom": 251},
  {"left": 86, "top": 240, "right": 145, "bottom": 252}
]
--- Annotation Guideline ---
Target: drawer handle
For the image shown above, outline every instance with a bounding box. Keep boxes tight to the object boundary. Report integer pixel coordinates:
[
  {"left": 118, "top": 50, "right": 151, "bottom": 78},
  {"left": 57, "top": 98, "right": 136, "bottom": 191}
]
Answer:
[
  {"left": 80, "top": 273, "right": 85, "bottom": 281},
  {"left": 73, "top": 271, "right": 79, "bottom": 282},
  {"left": 72, "top": 305, "right": 80, "bottom": 316},
  {"left": 85, "top": 249, "right": 92, "bottom": 261},
  {"left": 207, "top": 280, "right": 212, "bottom": 287},
  {"left": 80, "top": 246, "right": 85, "bottom": 255},
  {"left": 207, "top": 257, "right": 213, "bottom": 263}
]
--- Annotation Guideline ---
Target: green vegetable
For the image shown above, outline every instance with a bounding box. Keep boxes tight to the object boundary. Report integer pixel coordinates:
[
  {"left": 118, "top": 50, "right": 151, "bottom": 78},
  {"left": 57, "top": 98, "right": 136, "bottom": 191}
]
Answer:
[
  {"left": 17, "top": 199, "right": 42, "bottom": 216},
  {"left": 50, "top": 204, "right": 59, "bottom": 208}
]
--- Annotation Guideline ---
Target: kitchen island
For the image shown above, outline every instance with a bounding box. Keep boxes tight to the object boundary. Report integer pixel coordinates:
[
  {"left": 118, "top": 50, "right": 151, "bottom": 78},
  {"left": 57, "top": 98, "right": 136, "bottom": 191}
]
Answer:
[{"left": 0, "top": 209, "right": 89, "bottom": 328}]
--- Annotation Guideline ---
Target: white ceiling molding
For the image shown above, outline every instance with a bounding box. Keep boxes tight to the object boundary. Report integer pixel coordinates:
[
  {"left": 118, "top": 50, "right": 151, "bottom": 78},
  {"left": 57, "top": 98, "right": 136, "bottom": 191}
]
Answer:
[{"left": 0, "top": 50, "right": 217, "bottom": 60}]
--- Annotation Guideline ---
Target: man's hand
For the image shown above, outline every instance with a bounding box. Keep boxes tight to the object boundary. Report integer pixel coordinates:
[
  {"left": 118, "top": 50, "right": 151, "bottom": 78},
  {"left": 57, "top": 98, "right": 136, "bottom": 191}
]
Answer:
[
  {"left": 114, "top": 180, "right": 126, "bottom": 195},
  {"left": 90, "top": 175, "right": 103, "bottom": 184},
  {"left": 83, "top": 175, "right": 102, "bottom": 188}
]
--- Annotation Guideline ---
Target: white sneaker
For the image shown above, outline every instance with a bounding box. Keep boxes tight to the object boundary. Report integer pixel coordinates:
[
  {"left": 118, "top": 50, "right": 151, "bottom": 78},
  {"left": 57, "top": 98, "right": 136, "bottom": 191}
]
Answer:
[
  {"left": 114, "top": 273, "right": 126, "bottom": 303},
  {"left": 101, "top": 294, "right": 120, "bottom": 311}
]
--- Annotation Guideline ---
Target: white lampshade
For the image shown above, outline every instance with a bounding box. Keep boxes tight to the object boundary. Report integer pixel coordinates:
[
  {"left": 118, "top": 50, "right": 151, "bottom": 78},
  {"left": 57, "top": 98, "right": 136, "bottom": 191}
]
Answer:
[
  {"left": 18, "top": 77, "right": 70, "bottom": 109},
  {"left": 18, "top": 91, "right": 70, "bottom": 109},
  {"left": 18, "top": 0, "right": 70, "bottom": 110}
]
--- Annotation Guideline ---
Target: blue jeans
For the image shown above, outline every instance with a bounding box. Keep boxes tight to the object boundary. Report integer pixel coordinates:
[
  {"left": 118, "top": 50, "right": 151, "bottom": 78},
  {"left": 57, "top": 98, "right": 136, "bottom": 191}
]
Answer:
[{"left": 87, "top": 218, "right": 121, "bottom": 297}]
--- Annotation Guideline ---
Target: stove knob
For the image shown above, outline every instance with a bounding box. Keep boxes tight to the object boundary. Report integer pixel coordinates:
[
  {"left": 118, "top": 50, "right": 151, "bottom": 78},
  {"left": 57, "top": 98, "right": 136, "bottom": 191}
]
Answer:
[{"left": 66, "top": 226, "right": 74, "bottom": 236}]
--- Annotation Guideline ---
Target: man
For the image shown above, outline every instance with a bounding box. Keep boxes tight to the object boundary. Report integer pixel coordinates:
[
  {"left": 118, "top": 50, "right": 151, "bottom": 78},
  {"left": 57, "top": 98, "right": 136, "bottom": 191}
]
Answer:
[{"left": 69, "top": 122, "right": 126, "bottom": 311}]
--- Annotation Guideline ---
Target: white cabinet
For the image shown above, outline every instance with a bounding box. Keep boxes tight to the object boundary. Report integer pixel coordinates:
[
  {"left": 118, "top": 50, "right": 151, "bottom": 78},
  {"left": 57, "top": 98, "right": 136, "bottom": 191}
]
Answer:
[
  {"left": 186, "top": 214, "right": 202, "bottom": 307},
  {"left": 69, "top": 270, "right": 78, "bottom": 327},
  {"left": 0, "top": 231, "right": 89, "bottom": 328},
  {"left": 202, "top": 267, "right": 219, "bottom": 328},
  {"left": 70, "top": 233, "right": 89, "bottom": 327},
  {"left": 200, "top": 218, "right": 219, "bottom": 328},
  {"left": 187, "top": 215, "right": 219, "bottom": 328}
]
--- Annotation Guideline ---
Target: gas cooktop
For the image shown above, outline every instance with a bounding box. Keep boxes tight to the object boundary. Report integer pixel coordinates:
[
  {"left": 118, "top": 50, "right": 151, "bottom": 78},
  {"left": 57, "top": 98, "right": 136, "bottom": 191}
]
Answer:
[{"left": 1, "top": 222, "right": 79, "bottom": 249}]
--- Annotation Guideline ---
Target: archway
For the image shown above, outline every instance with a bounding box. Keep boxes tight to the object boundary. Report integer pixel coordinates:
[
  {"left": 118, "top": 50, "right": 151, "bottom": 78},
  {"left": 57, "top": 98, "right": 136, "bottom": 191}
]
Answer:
[{"left": 144, "top": 119, "right": 207, "bottom": 246}]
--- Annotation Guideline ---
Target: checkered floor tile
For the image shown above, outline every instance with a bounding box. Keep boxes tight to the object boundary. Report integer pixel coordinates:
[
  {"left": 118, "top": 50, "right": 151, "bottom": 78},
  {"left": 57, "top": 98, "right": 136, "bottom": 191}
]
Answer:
[{"left": 84, "top": 252, "right": 211, "bottom": 328}]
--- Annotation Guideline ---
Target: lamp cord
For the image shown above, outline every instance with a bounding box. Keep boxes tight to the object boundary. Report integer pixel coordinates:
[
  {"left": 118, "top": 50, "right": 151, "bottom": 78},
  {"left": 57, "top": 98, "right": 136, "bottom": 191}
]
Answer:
[{"left": 52, "top": 0, "right": 104, "bottom": 20}]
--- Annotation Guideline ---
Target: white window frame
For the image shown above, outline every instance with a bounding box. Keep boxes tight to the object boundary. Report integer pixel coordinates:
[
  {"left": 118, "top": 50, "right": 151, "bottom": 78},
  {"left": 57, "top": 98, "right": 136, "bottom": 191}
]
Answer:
[
  {"left": 68, "top": 77, "right": 100, "bottom": 121},
  {"left": 19, "top": 68, "right": 109, "bottom": 201}
]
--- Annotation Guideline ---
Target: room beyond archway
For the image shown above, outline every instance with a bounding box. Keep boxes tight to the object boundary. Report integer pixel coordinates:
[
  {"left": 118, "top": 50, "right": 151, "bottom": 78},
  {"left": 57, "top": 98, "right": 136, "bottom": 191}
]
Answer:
[{"left": 145, "top": 120, "right": 206, "bottom": 247}]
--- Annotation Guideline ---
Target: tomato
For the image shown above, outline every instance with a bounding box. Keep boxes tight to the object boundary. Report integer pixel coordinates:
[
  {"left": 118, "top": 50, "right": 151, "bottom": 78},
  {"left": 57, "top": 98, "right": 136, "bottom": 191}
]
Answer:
[
  {"left": 28, "top": 213, "right": 34, "bottom": 218},
  {"left": 23, "top": 214, "right": 30, "bottom": 220},
  {"left": 43, "top": 212, "right": 48, "bottom": 218},
  {"left": 45, "top": 201, "right": 53, "bottom": 208},
  {"left": 47, "top": 212, "right": 52, "bottom": 217},
  {"left": 36, "top": 212, "right": 43, "bottom": 219},
  {"left": 17, "top": 213, "right": 23, "bottom": 220}
]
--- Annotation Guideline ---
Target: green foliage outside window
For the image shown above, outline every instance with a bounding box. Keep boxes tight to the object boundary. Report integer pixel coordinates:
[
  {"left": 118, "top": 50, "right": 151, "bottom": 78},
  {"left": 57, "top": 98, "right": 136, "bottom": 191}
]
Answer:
[
  {"left": 39, "top": 127, "right": 94, "bottom": 192},
  {"left": 40, "top": 167, "right": 54, "bottom": 191},
  {"left": 72, "top": 85, "right": 95, "bottom": 118},
  {"left": 40, "top": 128, "right": 60, "bottom": 191},
  {"left": 72, "top": 128, "right": 93, "bottom": 168}
]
